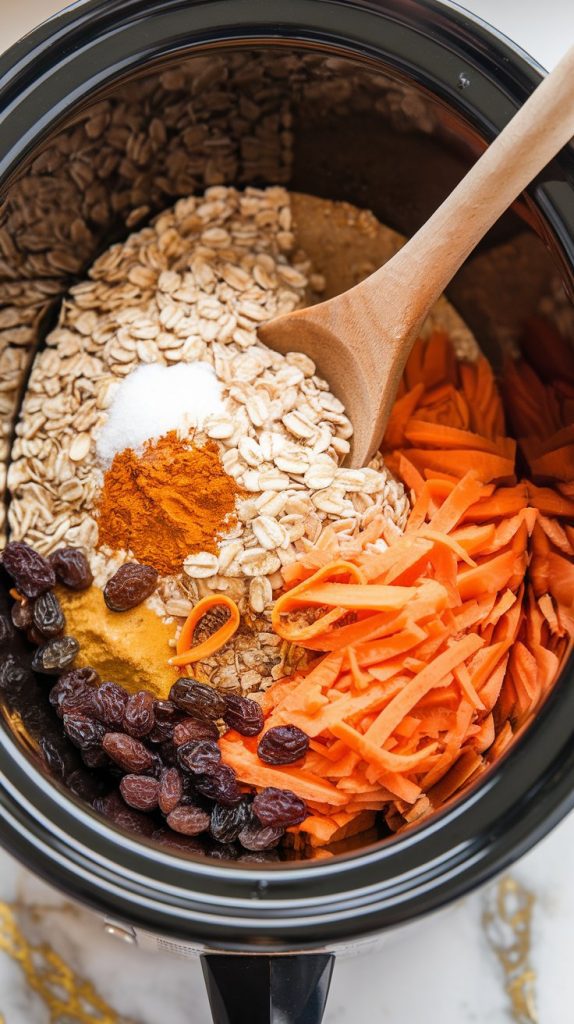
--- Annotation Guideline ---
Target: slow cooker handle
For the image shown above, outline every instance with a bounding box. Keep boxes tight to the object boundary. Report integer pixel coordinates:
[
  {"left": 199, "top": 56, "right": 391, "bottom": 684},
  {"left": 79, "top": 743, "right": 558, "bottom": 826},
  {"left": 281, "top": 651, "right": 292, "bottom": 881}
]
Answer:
[{"left": 201, "top": 953, "right": 334, "bottom": 1024}]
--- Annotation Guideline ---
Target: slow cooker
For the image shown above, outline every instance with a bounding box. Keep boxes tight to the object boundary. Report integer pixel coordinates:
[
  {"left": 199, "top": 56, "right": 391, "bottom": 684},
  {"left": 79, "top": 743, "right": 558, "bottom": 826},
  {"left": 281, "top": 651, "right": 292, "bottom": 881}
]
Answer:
[{"left": 1, "top": 2, "right": 573, "bottom": 1021}]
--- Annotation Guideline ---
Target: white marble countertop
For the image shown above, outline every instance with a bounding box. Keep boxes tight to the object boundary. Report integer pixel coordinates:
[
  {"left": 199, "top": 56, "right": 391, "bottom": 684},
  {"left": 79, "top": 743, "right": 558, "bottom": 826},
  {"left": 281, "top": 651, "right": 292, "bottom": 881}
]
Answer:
[{"left": 1, "top": 2, "right": 573, "bottom": 1022}]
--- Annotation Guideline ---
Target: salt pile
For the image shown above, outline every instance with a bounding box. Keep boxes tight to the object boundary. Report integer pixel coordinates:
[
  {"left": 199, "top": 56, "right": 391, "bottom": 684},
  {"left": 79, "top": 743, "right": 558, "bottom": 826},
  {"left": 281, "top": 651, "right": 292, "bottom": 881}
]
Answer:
[{"left": 96, "top": 362, "right": 225, "bottom": 464}]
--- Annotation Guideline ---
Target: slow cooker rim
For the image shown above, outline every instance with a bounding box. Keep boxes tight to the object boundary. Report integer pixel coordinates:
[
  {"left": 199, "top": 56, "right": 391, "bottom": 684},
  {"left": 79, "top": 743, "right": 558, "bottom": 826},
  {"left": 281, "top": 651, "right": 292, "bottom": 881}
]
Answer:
[{"left": 1, "top": 0, "right": 574, "bottom": 947}]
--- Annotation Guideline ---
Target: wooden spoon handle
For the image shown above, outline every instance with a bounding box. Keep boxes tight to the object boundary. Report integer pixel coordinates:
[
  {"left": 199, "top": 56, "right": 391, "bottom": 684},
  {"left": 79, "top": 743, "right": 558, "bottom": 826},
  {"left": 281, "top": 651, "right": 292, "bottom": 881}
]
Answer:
[{"left": 372, "top": 44, "right": 574, "bottom": 338}]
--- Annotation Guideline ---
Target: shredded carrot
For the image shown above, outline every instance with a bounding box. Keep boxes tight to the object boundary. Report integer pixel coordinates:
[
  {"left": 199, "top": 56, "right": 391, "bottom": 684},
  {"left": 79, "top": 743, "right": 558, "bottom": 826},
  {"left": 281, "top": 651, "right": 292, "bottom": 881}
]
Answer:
[
  {"left": 169, "top": 594, "right": 240, "bottom": 666},
  {"left": 220, "top": 324, "right": 574, "bottom": 847}
]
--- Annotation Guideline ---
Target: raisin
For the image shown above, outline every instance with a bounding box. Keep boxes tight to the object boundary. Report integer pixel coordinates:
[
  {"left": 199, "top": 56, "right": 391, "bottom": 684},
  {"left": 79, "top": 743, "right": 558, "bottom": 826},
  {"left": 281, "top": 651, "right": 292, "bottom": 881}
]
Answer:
[
  {"left": 60, "top": 682, "right": 99, "bottom": 718},
  {"left": 11, "top": 600, "right": 33, "bottom": 632},
  {"left": 63, "top": 712, "right": 105, "bottom": 751},
  {"left": 223, "top": 693, "right": 264, "bottom": 736},
  {"left": 151, "top": 829, "right": 205, "bottom": 855},
  {"left": 148, "top": 720, "right": 175, "bottom": 744},
  {"left": 50, "top": 547, "right": 93, "bottom": 591},
  {"left": 49, "top": 668, "right": 100, "bottom": 717},
  {"left": 2, "top": 541, "right": 56, "bottom": 598},
  {"left": 158, "top": 739, "right": 177, "bottom": 766},
  {"left": 32, "top": 591, "right": 65, "bottom": 639},
  {"left": 166, "top": 804, "right": 211, "bottom": 836},
  {"left": 173, "top": 717, "right": 219, "bottom": 745},
  {"left": 102, "top": 732, "right": 154, "bottom": 774},
  {"left": 210, "top": 799, "right": 250, "bottom": 844},
  {"left": 149, "top": 752, "right": 165, "bottom": 778},
  {"left": 238, "top": 818, "right": 284, "bottom": 852},
  {"left": 252, "top": 787, "right": 307, "bottom": 828},
  {"left": 104, "top": 563, "right": 158, "bottom": 611},
  {"left": 153, "top": 699, "right": 180, "bottom": 723},
  {"left": 170, "top": 678, "right": 226, "bottom": 721},
  {"left": 177, "top": 739, "right": 221, "bottom": 775},
  {"left": 27, "top": 625, "right": 47, "bottom": 646},
  {"left": 120, "top": 774, "right": 159, "bottom": 811},
  {"left": 158, "top": 766, "right": 183, "bottom": 815},
  {"left": 257, "top": 725, "right": 309, "bottom": 765},
  {"left": 94, "top": 790, "right": 155, "bottom": 837},
  {"left": 32, "top": 636, "right": 80, "bottom": 675},
  {"left": 39, "top": 735, "right": 78, "bottom": 780},
  {"left": 0, "top": 614, "right": 14, "bottom": 648},
  {"left": 0, "top": 655, "right": 32, "bottom": 694},
  {"left": 81, "top": 746, "right": 110, "bottom": 768},
  {"left": 93, "top": 681, "right": 128, "bottom": 727},
  {"left": 123, "top": 690, "right": 155, "bottom": 737},
  {"left": 195, "top": 765, "right": 242, "bottom": 807}
]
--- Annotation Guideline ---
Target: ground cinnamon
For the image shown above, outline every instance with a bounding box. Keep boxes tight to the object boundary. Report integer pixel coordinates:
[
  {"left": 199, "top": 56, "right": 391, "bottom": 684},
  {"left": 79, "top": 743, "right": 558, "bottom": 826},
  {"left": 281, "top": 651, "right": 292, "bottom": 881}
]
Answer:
[{"left": 97, "top": 432, "right": 240, "bottom": 575}]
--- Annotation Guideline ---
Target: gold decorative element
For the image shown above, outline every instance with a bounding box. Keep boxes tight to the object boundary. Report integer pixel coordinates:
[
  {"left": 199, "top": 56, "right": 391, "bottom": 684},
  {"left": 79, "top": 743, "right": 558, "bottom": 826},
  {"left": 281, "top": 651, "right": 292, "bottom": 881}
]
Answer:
[
  {"left": 0, "top": 901, "right": 136, "bottom": 1023},
  {"left": 483, "top": 876, "right": 538, "bottom": 1024}
]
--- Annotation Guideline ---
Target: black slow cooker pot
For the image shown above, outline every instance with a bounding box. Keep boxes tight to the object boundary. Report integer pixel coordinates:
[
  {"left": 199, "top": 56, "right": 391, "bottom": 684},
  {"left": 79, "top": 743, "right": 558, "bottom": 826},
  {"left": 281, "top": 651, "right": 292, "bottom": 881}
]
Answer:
[{"left": 1, "top": 2, "right": 574, "bottom": 1021}]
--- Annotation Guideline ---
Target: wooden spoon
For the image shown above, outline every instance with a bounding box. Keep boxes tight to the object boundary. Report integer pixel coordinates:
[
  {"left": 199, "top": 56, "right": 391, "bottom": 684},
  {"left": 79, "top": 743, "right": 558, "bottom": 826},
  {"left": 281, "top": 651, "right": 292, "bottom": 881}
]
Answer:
[{"left": 259, "top": 45, "right": 574, "bottom": 467}]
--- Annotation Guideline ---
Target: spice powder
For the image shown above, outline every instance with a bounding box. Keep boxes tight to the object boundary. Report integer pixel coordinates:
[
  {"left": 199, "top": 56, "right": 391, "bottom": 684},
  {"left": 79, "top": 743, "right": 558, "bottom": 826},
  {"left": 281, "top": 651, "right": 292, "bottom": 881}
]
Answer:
[{"left": 97, "top": 432, "right": 241, "bottom": 575}]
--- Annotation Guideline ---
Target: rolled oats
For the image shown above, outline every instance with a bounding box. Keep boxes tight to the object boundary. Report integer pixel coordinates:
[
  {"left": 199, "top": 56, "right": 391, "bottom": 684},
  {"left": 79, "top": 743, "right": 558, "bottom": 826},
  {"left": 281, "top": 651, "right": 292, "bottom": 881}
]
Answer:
[
  {"left": 6, "top": 185, "right": 416, "bottom": 698},
  {"left": 183, "top": 552, "right": 220, "bottom": 578},
  {"left": 251, "top": 515, "right": 287, "bottom": 551},
  {"left": 249, "top": 574, "right": 273, "bottom": 613}
]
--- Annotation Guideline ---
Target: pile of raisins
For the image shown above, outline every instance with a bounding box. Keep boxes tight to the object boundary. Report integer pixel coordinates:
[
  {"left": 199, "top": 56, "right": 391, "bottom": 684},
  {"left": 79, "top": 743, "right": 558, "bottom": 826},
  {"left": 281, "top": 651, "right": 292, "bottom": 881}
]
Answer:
[{"left": 2, "top": 540, "right": 311, "bottom": 861}]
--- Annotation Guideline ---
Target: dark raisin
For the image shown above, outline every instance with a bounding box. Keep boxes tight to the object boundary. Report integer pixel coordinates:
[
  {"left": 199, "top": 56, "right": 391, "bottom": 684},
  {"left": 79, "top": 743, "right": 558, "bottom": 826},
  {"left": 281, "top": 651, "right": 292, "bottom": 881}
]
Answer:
[
  {"left": 173, "top": 717, "right": 219, "bottom": 745},
  {"left": 148, "top": 752, "right": 164, "bottom": 779},
  {"left": 148, "top": 720, "right": 175, "bottom": 744},
  {"left": 238, "top": 849, "right": 280, "bottom": 864},
  {"left": 252, "top": 788, "right": 307, "bottom": 828},
  {"left": 210, "top": 799, "right": 251, "bottom": 844},
  {"left": 39, "top": 735, "right": 78, "bottom": 780},
  {"left": 102, "top": 732, "right": 154, "bottom": 774},
  {"left": 158, "top": 739, "right": 177, "bottom": 766},
  {"left": 11, "top": 600, "right": 33, "bottom": 632},
  {"left": 32, "top": 591, "right": 65, "bottom": 639},
  {"left": 153, "top": 699, "right": 180, "bottom": 723},
  {"left": 158, "top": 766, "right": 183, "bottom": 815},
  {"left": 32, "top": 636, "right": 80, "bottom": 675},
  {"left": 257, "top": 725, "right": 309, "bottom": 766},
  {"left": 0, "top": 654, "right": 32, "bottom": 694},
  {"left": 166, "top": 804, "right": 211, "bottom": 836},
  {"left": 170, "top": 678, "right": 226, "bottom": 721},
  {"left": 63, "top": 712, "right": 105, "bottom": 751},
  {"left": 123, "top": 690, "right": 155, "bottom": 737},
  {"left": 93, "top": 681, "right": 128, "bottom": 727},
  {"left": 94, "top": 790, "right": 155, "bottom": 837},
  {"left": 60, "top": 682, "right": 99, "bottom": 718},
  {"left": 81, "top": 746, "right": 110, "bottom": 768},
  {"left": 27, "top": 625, "right": 47, "bottom": 646},
  {"left": 151, "top": 829, "right": 205, "bottom": 855},
  {"left": 238, "top": 818, "right": 284, "bottom": 852},
  {"left": 2, "top": 541, "right": 56, "bottom": 598},
  {"left": 50, "top": 547, "right": 93, "bottom": 591},
  {"left": 177, "top": 739, "right": 221, "bottom": 775},
  {"left": 0, "top": 614, "right": 14, "bottom": 648},
  {"left": 103, "top": 562, "right": 158, "bottom": 612},
  {"left": 195, "top": 765, "right": 242, "bottom": 807},
  {"left": 223, "top": 693, "right": 264, "bottom": 736},
  {"left": 49, "top": 668, "right": 100, "bottom": 717},
  {"left": 120, "top": 774, "right": 159, "bottom": 811}
]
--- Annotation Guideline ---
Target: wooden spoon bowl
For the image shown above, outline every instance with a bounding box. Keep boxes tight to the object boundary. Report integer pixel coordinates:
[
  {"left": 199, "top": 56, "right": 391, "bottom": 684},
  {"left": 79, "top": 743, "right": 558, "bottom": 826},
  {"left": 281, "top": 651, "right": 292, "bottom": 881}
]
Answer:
[{"left": 260, "top": 45, "right": 574, "bottom": 467}]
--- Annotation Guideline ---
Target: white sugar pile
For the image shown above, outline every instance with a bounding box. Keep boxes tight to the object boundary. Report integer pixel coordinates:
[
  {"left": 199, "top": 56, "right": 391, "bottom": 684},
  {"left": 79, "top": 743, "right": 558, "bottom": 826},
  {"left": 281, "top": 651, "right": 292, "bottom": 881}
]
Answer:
[{"left": 96, "top": 362, "right": 225, "bottom": 464}]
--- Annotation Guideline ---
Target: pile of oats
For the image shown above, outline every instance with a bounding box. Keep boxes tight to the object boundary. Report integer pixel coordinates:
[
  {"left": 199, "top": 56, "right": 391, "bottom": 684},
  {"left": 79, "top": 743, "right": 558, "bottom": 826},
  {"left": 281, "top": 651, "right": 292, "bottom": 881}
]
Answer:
[{"left": 8, "top": 185, "right": 414, "bottom": 692}]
